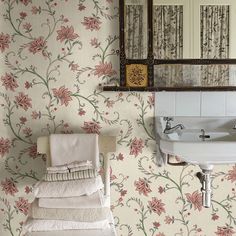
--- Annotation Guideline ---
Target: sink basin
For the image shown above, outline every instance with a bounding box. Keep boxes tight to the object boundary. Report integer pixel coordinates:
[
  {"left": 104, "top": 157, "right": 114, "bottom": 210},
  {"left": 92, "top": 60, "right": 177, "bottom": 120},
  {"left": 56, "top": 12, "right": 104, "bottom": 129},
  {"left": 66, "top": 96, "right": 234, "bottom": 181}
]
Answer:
[
  {"left": 155, "top": 116, "right": 236, "bottom": 208},
  {"left": 160, "top": 130, "right": 236, "bottom": 170}
]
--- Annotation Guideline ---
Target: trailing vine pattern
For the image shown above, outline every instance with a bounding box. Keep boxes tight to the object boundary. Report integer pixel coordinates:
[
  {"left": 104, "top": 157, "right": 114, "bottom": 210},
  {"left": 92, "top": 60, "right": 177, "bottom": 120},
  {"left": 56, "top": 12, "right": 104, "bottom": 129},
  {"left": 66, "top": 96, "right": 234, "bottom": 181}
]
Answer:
[{"left": 0, "top": 1, "right": 236, "bottom": 236}]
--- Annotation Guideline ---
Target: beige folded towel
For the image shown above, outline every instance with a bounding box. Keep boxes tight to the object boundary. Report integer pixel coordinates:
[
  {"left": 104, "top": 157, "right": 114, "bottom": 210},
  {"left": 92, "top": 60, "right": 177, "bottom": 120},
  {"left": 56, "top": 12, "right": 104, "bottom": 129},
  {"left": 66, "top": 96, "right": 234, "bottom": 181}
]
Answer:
[
  {"left": 24, "top": 218, "right": 110, "bottom": 232},
  {"left": 24, "top": 228, "right": 117, "bottom": 236},
  {"left": 29, "top": 200, "right": 110, "bottom": 222},
  {"left": 49, "top": 134, "right": 99, "bottom": 168},
  {"left": 34, "top": 176, "right": 103, "bottom": 198},
  {"left": 46, "top": 160, "right": 93, "bottom": 174},
  {"left": 38, "top": 191, "right": 104, "bottom": 209},
  {"left": 43, "top": 169, "right": 98, "bottom": 182}
]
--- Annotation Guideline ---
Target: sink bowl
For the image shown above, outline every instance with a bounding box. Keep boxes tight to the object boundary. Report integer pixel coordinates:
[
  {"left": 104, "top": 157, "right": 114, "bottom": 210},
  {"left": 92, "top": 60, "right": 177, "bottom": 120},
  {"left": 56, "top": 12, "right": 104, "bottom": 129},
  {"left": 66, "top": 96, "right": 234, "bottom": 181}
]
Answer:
[
  {"left": 160, "top": 130, "right": 236, "bottom": 170},
  {"left": 155, "top": 116, "right": 236, "bottom": 208}
]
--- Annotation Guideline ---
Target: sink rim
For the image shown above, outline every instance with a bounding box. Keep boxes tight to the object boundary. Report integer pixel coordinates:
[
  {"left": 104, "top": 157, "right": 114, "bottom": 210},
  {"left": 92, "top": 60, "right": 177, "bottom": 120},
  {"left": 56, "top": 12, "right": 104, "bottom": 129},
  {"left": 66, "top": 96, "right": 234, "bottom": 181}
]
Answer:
[
  {"left": 160, "top": 130, "right": 236, "bottom": 167},
  {"left": 162, "top": 130, "right": 236, "bottom": 142}
]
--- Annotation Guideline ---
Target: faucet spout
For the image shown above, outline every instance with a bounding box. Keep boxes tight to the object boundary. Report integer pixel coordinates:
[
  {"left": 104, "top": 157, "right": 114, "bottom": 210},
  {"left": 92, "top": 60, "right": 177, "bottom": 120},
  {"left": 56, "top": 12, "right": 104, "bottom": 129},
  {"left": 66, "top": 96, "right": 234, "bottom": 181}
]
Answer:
[{"left": 164, "top": 124, "right": 185, "bottom": 134}]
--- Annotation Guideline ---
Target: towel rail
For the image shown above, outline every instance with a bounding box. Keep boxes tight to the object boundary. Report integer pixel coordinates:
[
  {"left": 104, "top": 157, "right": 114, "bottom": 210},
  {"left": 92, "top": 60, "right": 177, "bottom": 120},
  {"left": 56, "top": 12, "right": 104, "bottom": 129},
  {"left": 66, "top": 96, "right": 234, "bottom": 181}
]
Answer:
[{"left": 37, "top": 135, "right": 116, "bottom": 197}]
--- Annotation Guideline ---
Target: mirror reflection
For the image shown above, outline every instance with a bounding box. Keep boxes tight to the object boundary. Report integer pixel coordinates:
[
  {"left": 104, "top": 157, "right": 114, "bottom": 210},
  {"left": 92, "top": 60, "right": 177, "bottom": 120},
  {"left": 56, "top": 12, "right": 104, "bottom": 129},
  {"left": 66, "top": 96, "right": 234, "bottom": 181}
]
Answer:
[
  {"left": 123, "top": 0, "right": 236, "bottom": 87},
  {"left": 154, "top": 64, "right": 236, "bottom": 87},
  {"left": 124, "top": 0, "right": 236, "bottom": 59},
  {"left": 124, "top": 0, "right": 148, "bottom": 59}
]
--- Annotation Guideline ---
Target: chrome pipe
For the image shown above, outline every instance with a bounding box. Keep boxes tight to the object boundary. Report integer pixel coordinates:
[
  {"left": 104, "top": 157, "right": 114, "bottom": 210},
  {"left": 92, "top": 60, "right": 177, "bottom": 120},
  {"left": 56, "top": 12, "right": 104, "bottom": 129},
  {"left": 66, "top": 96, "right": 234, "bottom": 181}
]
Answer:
[
  {"left": 201, "top": 170, "right": 212, "bottom": 208},
  {"left": 196, "top": 169, "right": 212, "bottom": 208}
]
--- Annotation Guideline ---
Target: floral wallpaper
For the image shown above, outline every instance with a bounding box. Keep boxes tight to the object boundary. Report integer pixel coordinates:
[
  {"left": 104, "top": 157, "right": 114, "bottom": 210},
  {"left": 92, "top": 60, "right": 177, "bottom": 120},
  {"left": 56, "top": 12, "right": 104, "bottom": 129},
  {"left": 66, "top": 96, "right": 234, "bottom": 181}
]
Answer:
[{"left": 0, "top": 1, "right": 236, "bottom": 236}]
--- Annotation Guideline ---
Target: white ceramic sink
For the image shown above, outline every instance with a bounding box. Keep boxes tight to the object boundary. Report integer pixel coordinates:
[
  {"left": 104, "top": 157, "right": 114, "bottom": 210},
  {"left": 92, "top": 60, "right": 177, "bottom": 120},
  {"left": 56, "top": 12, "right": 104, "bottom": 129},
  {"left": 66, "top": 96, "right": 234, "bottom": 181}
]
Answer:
[
  {"left": 155, "top": 116, "right": 236, "bottom": 207},
  {"left": 160, "top": 130, "right": 236, "bottom": 170}
]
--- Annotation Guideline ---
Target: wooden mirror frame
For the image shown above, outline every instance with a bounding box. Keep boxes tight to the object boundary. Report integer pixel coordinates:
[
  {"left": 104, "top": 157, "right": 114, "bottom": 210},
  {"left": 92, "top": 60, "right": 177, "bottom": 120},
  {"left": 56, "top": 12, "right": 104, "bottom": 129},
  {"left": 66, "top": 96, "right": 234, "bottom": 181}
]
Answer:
[{"left": 103, "top": 0, "right": 236, "bottom": 91}]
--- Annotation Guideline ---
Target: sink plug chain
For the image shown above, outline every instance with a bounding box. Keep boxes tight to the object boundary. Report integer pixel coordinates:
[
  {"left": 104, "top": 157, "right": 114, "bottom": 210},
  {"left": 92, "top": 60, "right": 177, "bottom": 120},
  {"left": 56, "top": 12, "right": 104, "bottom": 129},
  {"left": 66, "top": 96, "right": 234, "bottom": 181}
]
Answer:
[{"left": 196, "top": 169, "right": 212, "bottom": 208}]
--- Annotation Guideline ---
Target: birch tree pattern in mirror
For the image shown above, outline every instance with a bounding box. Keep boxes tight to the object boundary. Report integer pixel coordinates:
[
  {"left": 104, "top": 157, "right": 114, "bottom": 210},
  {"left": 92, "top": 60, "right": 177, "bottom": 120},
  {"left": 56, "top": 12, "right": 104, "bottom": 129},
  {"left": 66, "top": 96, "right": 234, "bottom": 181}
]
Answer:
[
  {"left": 153, "top": 5, "right": 184, "bottom": 87},
  {"left": 201, "top": 5, "right": 230, "bottom": 86},
  {"left": 153, "top": 3, "right": 231, "bottom": 87},
  {"left": 125, "top": 0, "right": 148, "bottom": 59}
]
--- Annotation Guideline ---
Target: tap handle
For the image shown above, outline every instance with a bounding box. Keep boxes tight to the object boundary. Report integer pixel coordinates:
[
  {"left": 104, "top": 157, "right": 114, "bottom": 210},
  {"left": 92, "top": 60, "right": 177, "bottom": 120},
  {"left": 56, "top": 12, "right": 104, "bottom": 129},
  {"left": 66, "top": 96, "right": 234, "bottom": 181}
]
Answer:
[{"left": 163, "top": 117, "right": 173, "bottom": 122}]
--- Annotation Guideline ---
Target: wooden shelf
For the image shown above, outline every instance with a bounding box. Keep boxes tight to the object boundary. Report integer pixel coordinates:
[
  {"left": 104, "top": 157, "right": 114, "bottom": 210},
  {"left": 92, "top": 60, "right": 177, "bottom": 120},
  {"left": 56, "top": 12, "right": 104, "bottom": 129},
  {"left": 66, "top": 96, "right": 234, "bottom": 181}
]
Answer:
[{"left": 102, "top": 86, "right": 236, "bottom": 92}]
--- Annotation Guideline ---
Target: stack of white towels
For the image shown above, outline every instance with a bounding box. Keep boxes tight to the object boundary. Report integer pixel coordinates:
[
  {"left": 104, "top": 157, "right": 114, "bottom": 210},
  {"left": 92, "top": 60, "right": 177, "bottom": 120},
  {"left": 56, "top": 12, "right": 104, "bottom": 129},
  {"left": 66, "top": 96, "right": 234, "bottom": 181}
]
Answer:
[{"left": 23, "top": 134, "right": 116, "bottom": 236}]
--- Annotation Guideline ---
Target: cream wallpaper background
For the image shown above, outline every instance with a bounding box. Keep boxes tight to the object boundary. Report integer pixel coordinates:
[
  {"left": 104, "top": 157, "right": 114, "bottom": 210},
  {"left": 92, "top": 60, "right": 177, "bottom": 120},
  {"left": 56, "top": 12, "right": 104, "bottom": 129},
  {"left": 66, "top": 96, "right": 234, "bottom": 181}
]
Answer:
[{"left": 0, "top": 1, "right": 236, "bottom": 236}]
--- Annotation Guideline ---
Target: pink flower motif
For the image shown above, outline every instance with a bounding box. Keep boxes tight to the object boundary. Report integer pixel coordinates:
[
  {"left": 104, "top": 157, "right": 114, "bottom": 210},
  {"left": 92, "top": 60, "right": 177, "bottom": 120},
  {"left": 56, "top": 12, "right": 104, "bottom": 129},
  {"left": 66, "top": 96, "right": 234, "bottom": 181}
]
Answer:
[
  {"left": 0, "top": 137, "right": 11, "bottom": 157},
  {"left": 153, "top": 222, "right": 160, "bottom": 228},
  {"left": 15, "top": 92, "right": 32, "bottom": 111},
  {"left": 23, "top": 22, "right": 32, "bottom": 31},
  {"left": 1, "top": 178, "right": 18, "bottom": 196},
  {"left": 23, "top": 127, "right": 32, "bottom": 136},
  {"left": 120, "top": 190, "right": 127, "bottom": 197},
  {"left": 94, "top": 62, "right": 116, "bottom": 78},
  {"left": 105, "top": 99, "right": 115, "bottom": 108},
  {"left": 134, "top": 178, "right": 152, "bottom": 196},
  {"left": 212, "top": 213, "right": 219, "bottom": 221},
  {"left": 20, "top": 0, "right": 31, "bottom": 6},
  {"left": 31, "top": 110, "right": 41, "bottom": 119},
  {"left": 78, "top": 3, "right": 86, "bottom": 11},
  {"left": 1, "top": 73, "right": 18, "bottom": 91},
  {"left": 82, "top": 16, "right": 102, "bottom": 31},
  {"left": 52, "top": 86, "right": 72, "bottom": 107},
  {"left": 227, "top": 166, "right": 236, "bottom": 182},
  {"left": 185, "top": 190, "right": 202, "bottom": 211},
  {"left": 25, "top": 186, "right": 32, "bottom": 194},
  {"left": 56, "top": 26, "right": 78, "bottom": 42},
  {"left": 130, "top": 137, "right": 144, "bottom": 157},
  {"left": 117, "top": 153, "right": 124, "bottom": 161},
  {"left": 28, "top": 144, "right": 37, "bottom": 158},
  {"left": 69, "top": 63, "right": 79, "bottom": 72},
  {"left": 148, "top": 197, "right": 166, "bottom": 216},
  {"left": 28, "top": 36, "right": 47, "bottom": 54},
  {"left": 15, "top": 197, "right": 29, "bottom": 216},
  {"left": 82, "top": 121, "right": 101, "bottom": 134},
  {"left": 20, "top": 12, "right": 27, "bottom": 19},
  {"left": 158, "top": 186, "right": 165, "bottom": 194},
  {"left": 215, "top": 225, "right": 235, "bottom": 236},
  {"left": 20, "top": 116, "right": 27, "bottom": 124},
  {"left": 78, "top": 108, "right": 86, "bottom": 116},
  {"left": 90, "top": 38, "right": 100, "bottom": 48},
  {"left": 25, "top": 81, "right": 32, "bottom": 89},
  {"left": 31, "top": 6, "right": 40, "bottom": 14},
  {"left": 0, "top": 33, "right": 10, "bottom": 53},
  {"left": 165, "top": 216, "right": 175, "bottom": 224}
]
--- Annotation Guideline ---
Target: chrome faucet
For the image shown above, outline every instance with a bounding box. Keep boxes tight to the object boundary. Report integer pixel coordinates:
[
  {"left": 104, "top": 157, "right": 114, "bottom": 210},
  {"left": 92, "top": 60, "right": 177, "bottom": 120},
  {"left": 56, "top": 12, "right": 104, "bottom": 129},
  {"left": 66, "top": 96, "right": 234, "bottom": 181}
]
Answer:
[{"left": 163, "top": 117, "right": 184, "bottom": 134}]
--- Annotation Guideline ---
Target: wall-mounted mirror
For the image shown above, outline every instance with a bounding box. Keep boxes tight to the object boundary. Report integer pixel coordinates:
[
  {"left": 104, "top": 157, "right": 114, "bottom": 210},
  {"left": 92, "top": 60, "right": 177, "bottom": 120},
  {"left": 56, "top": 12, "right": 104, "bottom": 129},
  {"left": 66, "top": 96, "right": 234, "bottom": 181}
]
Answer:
[
  {"left": 125, "top": 0, "right": 236, "bottom": 59},
  {"left": 117, "top": 0, "right": 236, "bottom": 90},
  {"left": 124, "top": 0, "right": 148, "bottom": 59}
]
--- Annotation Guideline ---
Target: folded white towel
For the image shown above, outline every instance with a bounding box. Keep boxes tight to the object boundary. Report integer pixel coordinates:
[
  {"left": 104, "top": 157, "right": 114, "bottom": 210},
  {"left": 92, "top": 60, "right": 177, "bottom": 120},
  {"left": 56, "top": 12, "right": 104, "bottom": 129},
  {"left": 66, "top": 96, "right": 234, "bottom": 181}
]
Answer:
[
  {"left": 67, "top": 160, "right": 92, "bottom": 169},
  {"left": 49, "top": 134, "right": 99, "bottom": 168},
  {"left": 34, "top": 176, "right": 103, "bottom": 198},
  {"left": 24, "top": 228, "right": 117, "bottom": 236},
  {"left": 46, "top": 160, "right": 92, "bottom": 173},
  {"left": 29, "top": 199, "right": 110, "bottom": 222},
  {"left": 24, "top": 218, "right": 110, "bottom": 232},
  {"left": 46, "top": 169, "right": 69, "bottom": 174},
  {"left": 38, "top": 190, "right": 104, "bottom": 208},
  {"left": 69, "top": 165, "right": 93, "bottom": 173}
]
